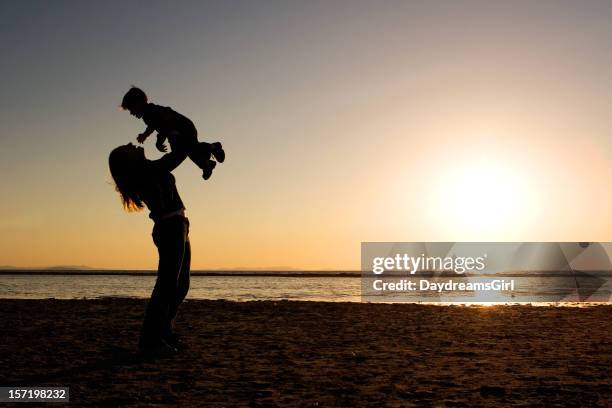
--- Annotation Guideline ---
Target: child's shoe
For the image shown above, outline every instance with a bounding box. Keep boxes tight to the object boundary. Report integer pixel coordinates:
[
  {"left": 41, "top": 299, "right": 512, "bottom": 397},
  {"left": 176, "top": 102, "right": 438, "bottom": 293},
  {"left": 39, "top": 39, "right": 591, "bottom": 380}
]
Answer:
[
  {"left": 202, "top": 160, "right": 217, "bottom": 180},
  {"left": 211, "top": 142, "right": 225, "bottom": 163}
]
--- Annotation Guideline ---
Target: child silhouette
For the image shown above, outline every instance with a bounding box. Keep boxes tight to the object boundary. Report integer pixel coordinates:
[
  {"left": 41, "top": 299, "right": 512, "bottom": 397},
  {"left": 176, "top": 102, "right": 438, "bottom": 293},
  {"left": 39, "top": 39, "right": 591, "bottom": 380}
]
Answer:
[{"left": 121, "top": 87, "right": 225, "bottom": 180}]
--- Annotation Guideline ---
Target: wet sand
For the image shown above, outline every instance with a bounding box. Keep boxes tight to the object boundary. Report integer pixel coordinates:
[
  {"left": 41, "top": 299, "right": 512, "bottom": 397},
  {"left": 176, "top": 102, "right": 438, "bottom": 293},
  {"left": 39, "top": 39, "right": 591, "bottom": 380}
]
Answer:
[{"left": 1, "top": 299, "right": 610, "bottom": 407}]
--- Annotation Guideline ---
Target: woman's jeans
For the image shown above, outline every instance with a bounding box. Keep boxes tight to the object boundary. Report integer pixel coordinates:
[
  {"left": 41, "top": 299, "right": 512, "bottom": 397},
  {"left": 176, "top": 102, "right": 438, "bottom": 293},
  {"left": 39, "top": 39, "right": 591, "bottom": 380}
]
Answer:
[{"left": 140, "top": 216, "right": 190, "bottom": 346}]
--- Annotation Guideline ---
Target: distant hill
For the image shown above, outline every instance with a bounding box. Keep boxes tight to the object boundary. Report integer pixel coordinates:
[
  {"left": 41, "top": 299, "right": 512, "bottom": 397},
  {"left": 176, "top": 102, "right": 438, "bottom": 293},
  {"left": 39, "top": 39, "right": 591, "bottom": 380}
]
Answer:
[
  {"left": 48, "top": 265, "right": 94, "bottom": 270},
  {"left": 0, "top": 265, "right": 95, "bottom": 271}
]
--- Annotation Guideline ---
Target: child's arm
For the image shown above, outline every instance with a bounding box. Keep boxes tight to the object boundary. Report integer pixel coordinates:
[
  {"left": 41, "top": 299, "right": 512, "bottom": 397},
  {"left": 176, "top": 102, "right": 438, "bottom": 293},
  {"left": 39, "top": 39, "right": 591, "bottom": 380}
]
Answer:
[
  {"left": 136, "top": 126, "right": 155, "bottom": 144},
  {"left": 155, "top": 133, "right": 168, "bottom": 152},
  {"left": 155, "top": 130, "right": 182, "bottom": 153}
]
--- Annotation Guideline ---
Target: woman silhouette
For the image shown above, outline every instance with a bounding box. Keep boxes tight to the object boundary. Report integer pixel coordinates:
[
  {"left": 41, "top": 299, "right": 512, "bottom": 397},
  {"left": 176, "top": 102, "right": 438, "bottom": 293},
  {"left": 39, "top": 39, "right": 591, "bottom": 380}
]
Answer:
[{"left": 109, "top": 143, "right": 190, "bottom": 354}]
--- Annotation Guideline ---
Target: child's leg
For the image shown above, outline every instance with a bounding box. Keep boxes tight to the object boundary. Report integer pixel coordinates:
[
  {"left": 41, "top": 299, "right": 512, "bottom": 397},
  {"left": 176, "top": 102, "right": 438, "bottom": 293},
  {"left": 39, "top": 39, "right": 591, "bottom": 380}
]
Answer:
[
  {"left": 196, "top": 141, "right": 224, "bottom": 163},
  {"left": 187, "top": 143, "right": 216, "bottom": 180},
  {"left": 187, "top": 142, "right": 213, "bottom": 169},
  {"left": 210, "top": 142, "right": 225, "bottom": 163}
]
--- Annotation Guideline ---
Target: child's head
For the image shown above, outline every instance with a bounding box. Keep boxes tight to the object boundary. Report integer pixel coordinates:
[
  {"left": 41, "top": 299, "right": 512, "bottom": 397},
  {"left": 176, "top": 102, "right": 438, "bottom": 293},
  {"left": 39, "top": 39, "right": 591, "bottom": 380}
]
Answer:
[{"left": 121, "top": 86, "right": 148, "bottom": 118}]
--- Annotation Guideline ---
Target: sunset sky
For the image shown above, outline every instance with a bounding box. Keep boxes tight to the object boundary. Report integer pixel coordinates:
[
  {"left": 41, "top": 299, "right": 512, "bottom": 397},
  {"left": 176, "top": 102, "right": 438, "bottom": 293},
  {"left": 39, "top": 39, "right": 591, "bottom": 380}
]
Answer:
[{"left": 2, "top": 1, "right": 612, "bottom": 270}]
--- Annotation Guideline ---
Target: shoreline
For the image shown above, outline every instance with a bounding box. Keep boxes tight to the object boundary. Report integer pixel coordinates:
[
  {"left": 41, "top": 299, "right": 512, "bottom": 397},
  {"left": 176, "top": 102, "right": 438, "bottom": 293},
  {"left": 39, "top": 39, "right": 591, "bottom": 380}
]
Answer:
[
  {"left": 1, "top": 296, "right": 610, "bottom": 307},
  {"left": 3, "top": 270, "right": 611, "bottom": 277}
]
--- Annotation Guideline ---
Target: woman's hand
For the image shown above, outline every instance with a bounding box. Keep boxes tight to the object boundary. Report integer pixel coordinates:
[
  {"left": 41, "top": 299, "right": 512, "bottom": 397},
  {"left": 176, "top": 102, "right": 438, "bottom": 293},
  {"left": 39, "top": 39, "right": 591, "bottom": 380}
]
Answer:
[{"left": 156, "top": 140, "right": 168, "bottom": 152}]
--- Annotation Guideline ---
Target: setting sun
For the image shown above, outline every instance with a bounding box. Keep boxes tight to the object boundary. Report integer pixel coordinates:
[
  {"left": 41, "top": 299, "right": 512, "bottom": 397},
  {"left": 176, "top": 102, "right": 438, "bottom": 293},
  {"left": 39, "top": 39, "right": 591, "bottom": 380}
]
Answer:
[{"left": 429, "top": 158, "right": 540, "bottom": 237}]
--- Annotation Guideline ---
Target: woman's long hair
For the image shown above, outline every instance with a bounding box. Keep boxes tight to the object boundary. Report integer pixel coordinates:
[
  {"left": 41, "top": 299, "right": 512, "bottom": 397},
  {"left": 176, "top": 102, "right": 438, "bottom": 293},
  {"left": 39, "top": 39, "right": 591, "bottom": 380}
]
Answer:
[{"left": 108, "top": 146, "right": 146, "bottom": 211}]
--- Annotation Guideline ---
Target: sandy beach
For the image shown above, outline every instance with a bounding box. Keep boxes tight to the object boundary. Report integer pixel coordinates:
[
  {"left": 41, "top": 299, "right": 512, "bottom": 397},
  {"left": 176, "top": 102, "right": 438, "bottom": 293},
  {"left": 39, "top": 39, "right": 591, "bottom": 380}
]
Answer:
[{"left": 1, "top": 299, "right": 610, "bottom": 407}]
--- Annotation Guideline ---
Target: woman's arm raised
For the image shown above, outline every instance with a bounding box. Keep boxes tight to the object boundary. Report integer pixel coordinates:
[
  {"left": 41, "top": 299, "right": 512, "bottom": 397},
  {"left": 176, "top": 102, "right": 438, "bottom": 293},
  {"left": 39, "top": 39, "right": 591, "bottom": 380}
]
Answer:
[{"left": 151, "top": 149, "right": 188, "bottom": 172}]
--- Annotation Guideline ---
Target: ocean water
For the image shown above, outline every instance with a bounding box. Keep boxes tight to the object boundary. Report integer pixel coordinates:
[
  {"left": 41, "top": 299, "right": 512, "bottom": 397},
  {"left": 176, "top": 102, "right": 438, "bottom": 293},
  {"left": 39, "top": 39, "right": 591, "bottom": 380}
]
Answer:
[
  {"left": 0, "top": 275, "right": 362, "bottom": 302},
  {"left": 0, "top": 274, "right": 610, "bottom": 304}
]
